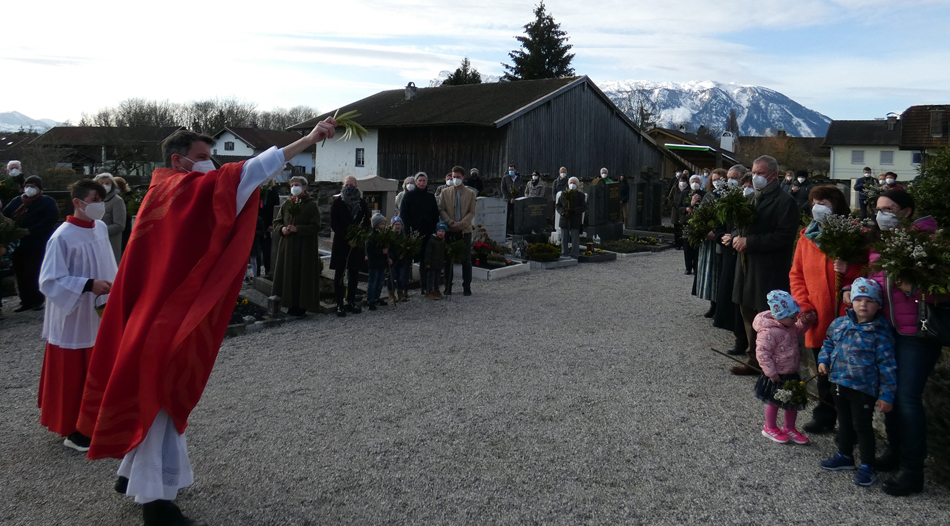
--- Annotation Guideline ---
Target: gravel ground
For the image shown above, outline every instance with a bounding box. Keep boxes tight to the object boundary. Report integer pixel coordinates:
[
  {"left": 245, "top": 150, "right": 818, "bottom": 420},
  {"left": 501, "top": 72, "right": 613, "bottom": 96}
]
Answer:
[{"left": 2, "top": 250, "right": 949, "bottom": 525}]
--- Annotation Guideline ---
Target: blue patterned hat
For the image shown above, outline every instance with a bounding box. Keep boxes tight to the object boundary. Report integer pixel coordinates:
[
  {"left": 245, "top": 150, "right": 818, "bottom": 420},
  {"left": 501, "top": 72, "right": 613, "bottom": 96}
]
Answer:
[
  {"left": 391, "top": 216, "right": 403, "bottom": 226},
  {"left": 767, "top": 290, "right": 801, "bottom": 320},
  {"left": 436, "top": 221, "right": 448, "bottom": 233},
  {"left": 850, "top": 277, "right": 883, "bottom": 304}
]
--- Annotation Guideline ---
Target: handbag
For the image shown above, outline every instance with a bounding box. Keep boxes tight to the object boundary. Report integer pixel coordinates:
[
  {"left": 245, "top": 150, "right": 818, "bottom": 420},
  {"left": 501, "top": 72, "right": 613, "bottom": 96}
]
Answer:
[{"left": 916, "top": 299, "right": 950, "bottom": 346}]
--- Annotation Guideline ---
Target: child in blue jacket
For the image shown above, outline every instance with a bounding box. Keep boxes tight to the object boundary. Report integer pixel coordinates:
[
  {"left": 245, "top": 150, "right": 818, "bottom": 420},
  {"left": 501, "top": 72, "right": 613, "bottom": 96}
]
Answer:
[{"left": 817, "top": 277, "right": 897, "bottom": 486}]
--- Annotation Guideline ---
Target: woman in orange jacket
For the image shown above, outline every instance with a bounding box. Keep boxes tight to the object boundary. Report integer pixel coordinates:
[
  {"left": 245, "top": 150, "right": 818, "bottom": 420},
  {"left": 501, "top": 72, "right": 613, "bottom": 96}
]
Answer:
[{"left": 789, "top": 185, "right": 865, "bottom": 434}]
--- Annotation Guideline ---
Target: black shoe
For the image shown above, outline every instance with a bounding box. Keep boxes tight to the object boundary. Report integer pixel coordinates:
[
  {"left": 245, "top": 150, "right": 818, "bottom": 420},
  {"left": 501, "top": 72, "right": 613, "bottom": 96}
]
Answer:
[
  {"left": 726, "top": 346, "right": 744, "bottom": 356},
  {"left": 347, "top": 304, "right": 362, "bottom": 314},
  {"left": 703, "top": 303, "right": 716, "bottom": 318},
  {"left": 444, "top": 288, "right": 452, "bottom": 296},
  {"left": 376, "top": 299, "right": 387, "bottom": 306},
  {"left": 463, "top": 289, "right": 472, "bottom": 297},
  {"left": 368, "top": 303, "right": 377, "bottom": 311},
  {"left": 802, "top": 419, "right": 835, "bottom": 434},
  {"left": 882, "top": 471, "right": 924, "bottom": 496},
  {"left": 684, "top": 270, "right": 692, "bottom": 275},
  {"left": 143, "top": 500, "right": 207, "bottom": 526},
  {"left": 287, "top": 307, "right": 305, "bottom": 319},
  {"left": 336, "top": 305, "right": 346, "bottom": 318},
  {"left": 13, "top": 304, "right": 32, "bottom": 313},
  {"left": 32, "top": 302, "right": 44, "bottom": 311},
  {"left": 63, "top": 432, "right": 91, "bottom": 452},
  {"left": 876, "top": 451, "right": 900, "bottom": 473},
  {"left": 114, "top": 476, "right": 129, "bottom": 494}
]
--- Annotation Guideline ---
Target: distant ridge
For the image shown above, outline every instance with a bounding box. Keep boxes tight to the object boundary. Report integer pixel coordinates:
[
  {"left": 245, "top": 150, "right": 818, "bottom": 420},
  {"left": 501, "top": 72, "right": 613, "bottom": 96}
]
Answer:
[{"left": 0, "top": 111, "right": 62, "bottom": 133}]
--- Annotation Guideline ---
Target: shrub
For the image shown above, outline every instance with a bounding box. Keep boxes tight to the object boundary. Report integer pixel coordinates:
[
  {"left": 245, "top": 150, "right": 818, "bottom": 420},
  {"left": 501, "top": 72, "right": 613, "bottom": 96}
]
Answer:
[
  {"left": 526, "top": 242, "right": 560, "bottom": 262},
  {"left": 924, "top": 350, "right": 950, "bottom": 486},
  {"left": 40, "top": 167, "right": 82, "bottom": 191}
]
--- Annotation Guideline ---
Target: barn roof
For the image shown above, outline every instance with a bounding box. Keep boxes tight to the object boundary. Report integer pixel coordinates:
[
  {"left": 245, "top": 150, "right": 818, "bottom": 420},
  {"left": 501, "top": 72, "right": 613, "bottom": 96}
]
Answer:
[
  {"left": 31, "top": 126, "right": 184, "bottom": 146},
  {"left": 288, "top": 76, "right": 621, "bottom": 131},
  {"left": 821, "top": 119, "right": 900, "bottom": 147},
  {"left": 899, "top": 105, "right": 950, "bottom": 150},
  {"left": 213, "top": 127, "right": 315, "bottom": 152}
]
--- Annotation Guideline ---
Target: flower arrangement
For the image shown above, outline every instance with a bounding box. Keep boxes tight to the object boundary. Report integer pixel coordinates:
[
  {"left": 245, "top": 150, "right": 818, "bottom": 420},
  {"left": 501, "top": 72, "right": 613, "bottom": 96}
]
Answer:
[
  {"left": 285, "top": 195, "right": 302, "bottom": 219},
  {"left": 471, "top": 225, "right": 514, "bottom": 267},
  {"left": 526, "top": 242, "right": 560, "bottom": 262},
  {"left": 714, "top": 187, "right": 757, "bottom": 229},
  {"left": 581, "top": 246, "right": 605, "bottom": 256},
  {"left": 446, "top": 239, "right": 467, "bottom": 263},
  {"left": 871, "top": 225, "right": 950, "bottom": 295},
  {"left": 774, "top": 379, "right": 809, "bottom": 406},
  {"left": 684, "top": 202, "right": 719, "bottom": 248},
  {"left": 631, "top": 235, "right": 659, "bottom": 245},
  {"left": 392, "top": 231, "right": 423, "bottom": 259},
  {"left": 816, "top": 214, "right": 871, "bottom": 264},
  {"left": 863, "top": 180, "right": 886, "bottom": 204},
  {"left": 369, "top": 225, "right": 396, "bottom": 249}
]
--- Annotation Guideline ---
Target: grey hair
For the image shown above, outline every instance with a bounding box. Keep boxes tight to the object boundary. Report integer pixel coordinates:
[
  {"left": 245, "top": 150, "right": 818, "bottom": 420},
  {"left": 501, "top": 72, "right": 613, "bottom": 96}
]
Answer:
[
  {"left": 727, "top": 164, "right": 747, "bottom": 175},
  {"left": 568, "top": 176, "right": 580, "bottom": 185},
  {"left": 289, "top": 176, "right": 309, "bottom": 186},
  {"left": 7, "top": 160, "right": 21, "bottom": 170},
  {"left": 403, "top": 176, "right": 415, "bottom": 186},
  {"left": 94, "top": 172, "right": 116, "bottom": 188},
  {"left": 753, "top": 155, "right": 778, "bottom": 174},
  {"left": 600, "top": 167, "right": 608, "bottom": 173}
]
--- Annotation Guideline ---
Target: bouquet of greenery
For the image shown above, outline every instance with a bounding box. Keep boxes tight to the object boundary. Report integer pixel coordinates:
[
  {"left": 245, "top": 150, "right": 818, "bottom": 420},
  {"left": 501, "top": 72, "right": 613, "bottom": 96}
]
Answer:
[
  {"left": 871, "top": 225, "right": 950, "bottom": 295},
  {"left": 714, "top": 187, "right": 757, "bottom": 229},
  {"left": 0, "top": 177, "right": 21, "bottom": 201},
  {"left": 126, "top": 191, "right": 146, "bottom": 217},
  {"left": 284, "top": 196, "right": 303, "bottom": 220},
  {"left": 909, "top": 146, "right": 950, "bottom": 227},
  {"left": 773, "top": 379, "right": 809, "bottom": 407},
  {"left": 863, "top": 180, "right": 886, "bottom": 205},
  {"left": 369, "top": 225, "right": 396, "bottom": 249},
  {"left": 393, "top": 231, "right": 423, "bottom": 259},
  {"left": 345, "top": 223, "right": 370, "bottom": 246},
  {"left": 446, "top": 239, "right": 467, "bottom": 264},
  {"left": 816, "top": 214, "right": 870, "bottom": 264},
  {"left": 0, "top": 220, "right": 29, "bottom": 245},
  {"left": 684, "top": 203, "right": 719, "bottom": 248}
]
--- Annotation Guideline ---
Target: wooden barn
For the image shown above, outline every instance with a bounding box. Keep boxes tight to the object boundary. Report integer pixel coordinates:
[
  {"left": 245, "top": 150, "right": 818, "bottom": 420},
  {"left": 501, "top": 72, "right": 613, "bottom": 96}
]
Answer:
[{"left": 289, "top": 76, "right": 666, "bottom": 185}]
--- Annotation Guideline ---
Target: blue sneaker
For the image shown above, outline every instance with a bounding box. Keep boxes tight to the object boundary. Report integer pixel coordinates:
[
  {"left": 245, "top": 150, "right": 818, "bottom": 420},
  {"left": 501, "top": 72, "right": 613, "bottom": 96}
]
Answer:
[
  {"left": 820, "top": 452, "right": 856, "bottom": 471},
  {"left": 854, "top": 464, "right": 878, "bottom": 486}
]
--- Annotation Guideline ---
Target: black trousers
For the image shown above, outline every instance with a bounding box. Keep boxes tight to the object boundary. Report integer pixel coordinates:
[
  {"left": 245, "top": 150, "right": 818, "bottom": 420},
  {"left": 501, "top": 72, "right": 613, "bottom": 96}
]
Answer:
[
  {"left": 834, "top": 384, "right": 877, "bottom": 466},
  {"left": 11, "top": 247, "right": 45, "bottom": 307},
  {"left": 809, "top": 347, "right": 838, "bottom": 426},
  {"left": 683, "top": 242, "right": 698, "bottom": 272},
  {"left": 443, "top": 232, "right": 472, "bottom": 292},
  {"left": 333, "top": 268, "right": 359, "bottom": 307}
]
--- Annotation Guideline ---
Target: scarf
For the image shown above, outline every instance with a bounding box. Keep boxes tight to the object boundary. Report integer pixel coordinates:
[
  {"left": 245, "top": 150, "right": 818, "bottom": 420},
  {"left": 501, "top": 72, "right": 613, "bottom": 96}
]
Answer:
[
  {"left": 342, "top": 186, "right": 361, "bottom": 219},
  {"left": 803, "top": 220, "right": 822, "bottom": 242},
  {"left": 13, "top": 192, "right": 39, "bottom": 222}
]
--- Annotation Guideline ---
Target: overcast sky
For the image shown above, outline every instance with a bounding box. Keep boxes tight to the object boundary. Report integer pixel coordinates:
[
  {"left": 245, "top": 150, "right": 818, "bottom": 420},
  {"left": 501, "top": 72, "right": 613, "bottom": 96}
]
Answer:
[{"left": 5, "top": 0, "right": 950, "bottom": 127}]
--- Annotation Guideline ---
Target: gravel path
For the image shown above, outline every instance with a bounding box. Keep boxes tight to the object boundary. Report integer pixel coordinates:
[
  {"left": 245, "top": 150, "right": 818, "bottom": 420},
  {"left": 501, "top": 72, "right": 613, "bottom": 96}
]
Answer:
[{"left": 2, "top": 250, "right": 948, "bottom": 525}]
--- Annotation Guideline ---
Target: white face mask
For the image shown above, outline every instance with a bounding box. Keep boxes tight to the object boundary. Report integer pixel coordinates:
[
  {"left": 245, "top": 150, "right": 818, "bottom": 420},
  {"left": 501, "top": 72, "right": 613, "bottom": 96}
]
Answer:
[
  {"left": 743, "top": 187, "right": 755, "bottom": 196},
  {"left": 690, "top": 182, "right": 701, "bottom": 191},
  {"left": 532, "top": 175, "right": 539, "bottom": 181},
  {"left": 713, "top": 179, "right": 725, "bottom": 189},
  {"left": 182, "top": 156, "right": 214, "bottom": 174},
  {"left": 82, "top": 201, "right": 106, "bottom": 221},
  {"left": 406, "top": 183, "right": 415, "bottom": 191},
  {"left": 678, "top": 181, "right": 687, "bottom": 190},
  {"left": 798, "top": 177, "right": 806, "bottom": 184},
  {"left": 559, "top": 172, "right": 566, "bottom": 178},
  {"left": 102, "top": 184, "right": 112, "bottom": 193},
  {"left": 752, "top": 175, "right": 769, "bottom": 189},
  {"left": 9, "top": 168, "right": 21, "bottom": 177},
  {"left": 885, "top": 177, "right": 895, "bottom": 185},
  {"left": 785, "top": 176, "right": 793, "bottom": 182},
  {"left": 291, "top": 185, "right": 304, "bottom": 196},
  {"left": 24, "top": 187, "right": 38, "bottom": 197},
  {"left": 453, "top": 177, "right": 463, "bottom": 187},
  {"left": 568, "top": 183, "right": 577, "bottom": 190},
  {"left": 876, "top": 210, "right": 899, "bottom": 231},
  {"left": 601, "top": 173, "right": 607, "bottom": 178},
  {"left": 811, "top": 204, "right": 832, "bottom": 223},
  {"left": 727, "top": 179, "right": 740, "bottom": 188}
]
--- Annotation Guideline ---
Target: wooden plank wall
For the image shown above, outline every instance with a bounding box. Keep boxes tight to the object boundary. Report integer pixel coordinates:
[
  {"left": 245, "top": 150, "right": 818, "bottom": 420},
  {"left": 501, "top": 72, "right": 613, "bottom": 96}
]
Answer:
[{"left": 376, "top": 126, "right": 507, "bottom": 180}]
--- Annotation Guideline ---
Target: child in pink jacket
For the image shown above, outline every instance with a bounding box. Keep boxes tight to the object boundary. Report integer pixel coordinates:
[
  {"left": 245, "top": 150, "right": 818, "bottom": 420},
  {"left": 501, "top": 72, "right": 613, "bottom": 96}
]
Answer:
[{"left": 753, "top": 290, "right": 816, "bottom": 444}]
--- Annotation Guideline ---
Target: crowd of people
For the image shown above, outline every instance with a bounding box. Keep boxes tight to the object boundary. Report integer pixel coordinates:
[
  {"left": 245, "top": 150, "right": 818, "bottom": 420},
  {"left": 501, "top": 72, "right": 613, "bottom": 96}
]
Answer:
[{"left": 677, "top": 154, "right": 943, "bottom": 496}]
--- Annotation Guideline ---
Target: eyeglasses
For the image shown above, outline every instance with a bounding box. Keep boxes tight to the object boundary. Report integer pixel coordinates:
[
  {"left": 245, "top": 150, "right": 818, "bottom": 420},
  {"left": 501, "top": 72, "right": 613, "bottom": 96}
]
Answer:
[{"left": 877, "top": 205, "right": 901, "bottom": 214}]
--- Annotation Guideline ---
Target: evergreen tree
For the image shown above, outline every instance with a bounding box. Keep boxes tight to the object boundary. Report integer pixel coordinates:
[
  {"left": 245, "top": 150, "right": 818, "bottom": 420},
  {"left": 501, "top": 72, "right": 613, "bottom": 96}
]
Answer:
[
  {"left": 443, "top": 58, "right": 482, "bottom": 86},
  {"left": 726, "top": 109, "right": 740, "bottom": 135},
  {"left": 502, "top": 1, "right": 575, "bottom": 81}
]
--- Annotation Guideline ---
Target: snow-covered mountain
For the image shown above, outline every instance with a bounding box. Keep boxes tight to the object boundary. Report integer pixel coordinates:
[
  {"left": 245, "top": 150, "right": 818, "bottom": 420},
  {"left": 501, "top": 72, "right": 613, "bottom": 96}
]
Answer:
[
  {"left": 429, "top": 70, "right": 502, "bottom": 87},
  {"left": 0, "top": 111, "right": 62, "bottom": 133},
  {"left": 597, "top": 80, "right": 831, "bottom": 138}
]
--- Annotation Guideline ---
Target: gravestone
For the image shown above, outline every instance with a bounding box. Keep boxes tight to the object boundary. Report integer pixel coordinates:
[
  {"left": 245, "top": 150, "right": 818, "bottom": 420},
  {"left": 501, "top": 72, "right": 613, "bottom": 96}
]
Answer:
[
  {"left": 606, "top": 182, "right": 621, "bottom": 223},
  {"left": 355, "top": 174, "right": 399, "bottom": 217},
  {"left": 474, "top": 197, "right": 507, "bottom": 242},
  {"left": 513, "top": 196, "right": 547, "bottom": 235},
  {"left": 585, "top": 181, "right": 608, "bottom": 226}
]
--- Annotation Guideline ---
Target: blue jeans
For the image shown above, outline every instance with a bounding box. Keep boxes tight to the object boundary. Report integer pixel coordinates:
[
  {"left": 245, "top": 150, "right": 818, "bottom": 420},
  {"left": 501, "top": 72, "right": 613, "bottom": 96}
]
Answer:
[
  {"left": 367, "top": 267, "right": 385, "bottom": 304},
  {"left": 388, "top": 258, "right": 409, "bottom": 291},
  {"left": 884, "top": 334, "right": 942, "bottom": 473}
]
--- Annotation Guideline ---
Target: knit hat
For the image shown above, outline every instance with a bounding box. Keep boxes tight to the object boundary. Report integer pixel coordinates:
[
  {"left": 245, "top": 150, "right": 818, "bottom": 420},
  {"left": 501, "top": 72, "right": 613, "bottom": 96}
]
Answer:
[
  {"left": 850, "top": 277, "right": 883, "bottom": 305},
  {"left": 391, "top": 215, "right": 403, "bottom": 226},
  {"left": 470, "top": 168, "right": 479, "bottom": 175},
  {"left": 766, "top": 290, "right": 801, "bottom": 320},
  {"left": 24, "top": 175, "right": 43, "bottom": 190},
  {"left": 436, "top": 221, "right": 448, "bottom": 233},
  {"left": 371, "top": 213, "right": 387, "bottom": 228}
]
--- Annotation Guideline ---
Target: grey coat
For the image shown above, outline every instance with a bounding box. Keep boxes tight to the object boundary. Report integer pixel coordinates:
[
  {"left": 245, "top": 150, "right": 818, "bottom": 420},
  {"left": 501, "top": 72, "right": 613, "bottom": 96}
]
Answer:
[
  {"left": 732, "top": 180, "right": 800, "bottom": 312},
  {"left": 101, "top": 191, "right": 126, "bottom": 263}
]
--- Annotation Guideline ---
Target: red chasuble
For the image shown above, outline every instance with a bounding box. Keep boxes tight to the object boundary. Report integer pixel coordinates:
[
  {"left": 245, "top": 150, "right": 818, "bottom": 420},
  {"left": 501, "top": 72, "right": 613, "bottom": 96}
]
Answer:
[{"left": 78, "top": 163, "right": 259, "bottom": 460}]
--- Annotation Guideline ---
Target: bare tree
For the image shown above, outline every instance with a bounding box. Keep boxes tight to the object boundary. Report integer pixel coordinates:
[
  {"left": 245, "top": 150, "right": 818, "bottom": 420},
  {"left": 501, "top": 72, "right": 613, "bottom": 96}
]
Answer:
[{"left": 615, "top": 88, "right": 658, "bottom": 129}]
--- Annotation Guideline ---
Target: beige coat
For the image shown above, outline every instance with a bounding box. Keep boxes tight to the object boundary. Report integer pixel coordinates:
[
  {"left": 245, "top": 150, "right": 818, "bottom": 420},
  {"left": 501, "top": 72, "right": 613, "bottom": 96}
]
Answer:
[{"left": 438, "top": 185, "right": 477, "bottom": 234}]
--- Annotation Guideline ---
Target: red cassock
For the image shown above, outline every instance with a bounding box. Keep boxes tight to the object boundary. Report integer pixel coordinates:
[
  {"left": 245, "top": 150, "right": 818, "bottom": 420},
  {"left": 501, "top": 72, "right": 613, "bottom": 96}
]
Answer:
[{"left": 78, "top": 163, "right": 259, "bottom": 460}]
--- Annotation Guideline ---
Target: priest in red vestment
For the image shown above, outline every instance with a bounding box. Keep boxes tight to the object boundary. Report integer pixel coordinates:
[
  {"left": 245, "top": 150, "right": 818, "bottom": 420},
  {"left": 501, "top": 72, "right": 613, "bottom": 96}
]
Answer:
[{"left": 78, "top": 118, "right": 336, "bottom": 526}]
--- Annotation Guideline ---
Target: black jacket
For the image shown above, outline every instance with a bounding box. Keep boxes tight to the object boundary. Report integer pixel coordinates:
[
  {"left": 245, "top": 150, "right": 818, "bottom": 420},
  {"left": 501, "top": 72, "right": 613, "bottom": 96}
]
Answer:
[
  {"left": 2, "top": 194, "right": 60, "bottom": 251},
  {"left": 400, "top": 187, "right": 440, "bottom": 237}
]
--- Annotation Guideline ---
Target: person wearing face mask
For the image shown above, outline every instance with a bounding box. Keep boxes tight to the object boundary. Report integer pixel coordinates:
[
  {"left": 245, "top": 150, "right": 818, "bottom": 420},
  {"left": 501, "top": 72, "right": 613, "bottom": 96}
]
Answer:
[
  {"left": 789, "top": 170, "right": 815, "bottom": 212},
  {"left": 6, "top": 159, "right": 26, "bottom": 187},
  {"left": 93, "top": 173, "right": 126, "bottom": 264},
  {"left": 881, "top": 171, "right": 904, "bottom": 191},
  {"left": 853, "top": 167, "right": 874, "bottom": 219},
  {"left": 395, "top": 175, "right": 415, "bottom": 212},
  {"left": 858, "top": 189, "right": 942, "bottom": 496},
  {"left": 400, "top": 171, "right": 440, "bottom": 296},
  {"left": 556, "top": 176, "right": 586, "bottom": 258},
  {"left": 435, "top": 172, "right": 453, "bottom": 204},
  {"left": 780, "top": 171, "right": 795, "bottom": 194},
  {"left": 618, "top": 175, "right": 630, "bottom": 225},
  {"left": 330, "top": 176, "right": 371, "bottom": 316},
  {"left": 272, "top": 176, "right": 322, "bottom": 319},
  {"left": 677, "top": 174, "right": 706, "bottom": 275},
  {"left": 598, "top": 167, "right": 613, "bottom": 183},
  {"left": 37, "top": 179, "right": 117, "bottom": 454},
  {"left": 77, "top": 119, "right": 337, "bottom": 526},
  {"left": 466, "top": 168, "right": 484, "bottom": 194},
  {"left": 552, "top": 167, "right": 570, "bottom": 245},
  {"left": 438, "top": 166, "right": 477, "bottom": 296},
  {"left": 501, "top": 164, "right": 525, "bottom": 230},
  {"left": 728, "top": 155, "right": 800, "bottom": 376},
  {"left": 3, "top": 174, "right": 60, "bottom": 312},
  {"left": 788, "top": 186, "right": 864, "bottom": 435},
  {"left": 713, "top": 166, "right": 749, "bottom": 355},
  {"left": 694, "top": 169, "right": 729, "bottom": 317},
  {"left": 524, "top": 170, "right": 546, "bottom": 198},
  {"left": 668, "top": 173, "right": 689, "bottom": 250}
]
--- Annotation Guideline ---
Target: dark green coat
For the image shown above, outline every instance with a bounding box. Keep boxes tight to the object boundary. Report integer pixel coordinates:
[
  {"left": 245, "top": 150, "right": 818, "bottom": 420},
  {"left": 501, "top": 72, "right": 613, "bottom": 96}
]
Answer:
[
  {"left": 272, "top": 194, "right": 322, "bottom": 312},
  {"left": 424, "top": 234, "right": 446, "bottom": 269}
]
